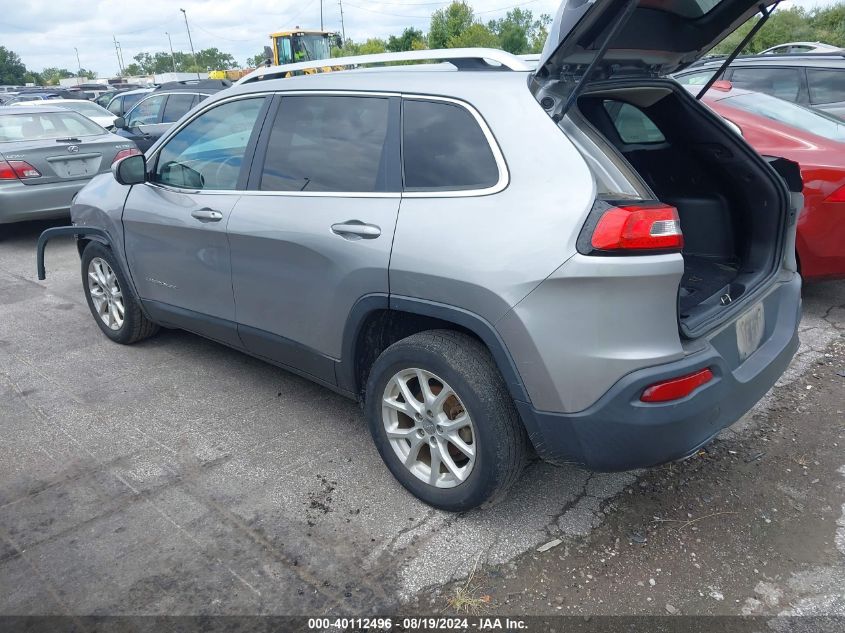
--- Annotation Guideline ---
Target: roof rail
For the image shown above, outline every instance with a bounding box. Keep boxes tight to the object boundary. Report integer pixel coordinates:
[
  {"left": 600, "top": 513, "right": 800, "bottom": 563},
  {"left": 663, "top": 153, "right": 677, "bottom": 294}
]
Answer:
[{"left": 236, "top": 48, "right": 532, "bottom": 85}]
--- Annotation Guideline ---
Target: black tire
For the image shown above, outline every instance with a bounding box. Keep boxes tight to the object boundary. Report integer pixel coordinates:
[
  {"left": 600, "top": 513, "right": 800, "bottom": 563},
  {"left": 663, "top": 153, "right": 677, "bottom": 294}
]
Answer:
[
  {"left": 365, "top": 330, "right": 528, "bottom": 511},
  {"left": 81, "top": 241, "right": 159, "bottom": 344}
]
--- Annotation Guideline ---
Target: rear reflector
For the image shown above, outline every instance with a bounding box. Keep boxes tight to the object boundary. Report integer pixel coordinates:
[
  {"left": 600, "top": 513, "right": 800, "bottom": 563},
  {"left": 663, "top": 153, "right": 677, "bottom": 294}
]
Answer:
[
  {"left": 0, "top": 159, "right": 42, "bottom": 180},
  {"left": 112, "top": 148, "right": 142, "bottom": 165},
  {"left": 591, "top": 203, "right": 684, "bottom": 252},
  {"left": 640, "top": 368, "right": 714, "bottom": 403},
  {"left": 825, "top": 184, "right": 845, "bottom": 202}
]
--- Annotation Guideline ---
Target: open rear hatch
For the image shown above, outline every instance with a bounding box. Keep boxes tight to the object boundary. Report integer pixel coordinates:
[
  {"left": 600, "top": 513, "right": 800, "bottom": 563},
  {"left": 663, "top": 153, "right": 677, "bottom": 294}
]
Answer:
[{"left": 532, "top": 0, "right": 794, "bottom": 338}]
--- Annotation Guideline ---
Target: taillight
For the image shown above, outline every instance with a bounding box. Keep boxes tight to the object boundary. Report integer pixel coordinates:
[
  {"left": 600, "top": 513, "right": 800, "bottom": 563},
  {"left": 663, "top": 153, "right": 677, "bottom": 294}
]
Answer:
[
  {"left": 112, "top": 148, "right": 141, "bottom": 165},
  {"left": 591, "top": 203, "right": 683, "bottom": 252},
  {"left": 641, "top": 368, "right": 714, "bottom": 403},
  {"left": 0, "top": 159, "right": 42, "bottom": 180},
  {"left": 825, "top": 184, "right": 845, "bottom": 202}
]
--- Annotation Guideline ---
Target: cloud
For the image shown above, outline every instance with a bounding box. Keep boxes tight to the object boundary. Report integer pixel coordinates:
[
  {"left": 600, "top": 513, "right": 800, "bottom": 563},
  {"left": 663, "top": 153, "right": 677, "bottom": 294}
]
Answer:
[{"left": 1, "top": 0, "right": 840, "bottom": 75}]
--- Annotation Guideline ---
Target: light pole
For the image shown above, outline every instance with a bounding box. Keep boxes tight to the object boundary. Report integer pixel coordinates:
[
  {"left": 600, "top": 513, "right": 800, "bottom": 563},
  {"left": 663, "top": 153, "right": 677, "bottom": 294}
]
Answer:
[
  {"left": 74, "top": 47, "right": 83, "bottom": 85},
  {"left": 166, "top": 32, "right": 178, "bottom": 73},
  {"left": 179, "top": 8, "right": 201, "bottom": 79},
  {"left": 320, "top": 0, "right": 323, "bottom": 30},
  {"left": 112, "top": 35, "right": 124, "bottom": 76}
]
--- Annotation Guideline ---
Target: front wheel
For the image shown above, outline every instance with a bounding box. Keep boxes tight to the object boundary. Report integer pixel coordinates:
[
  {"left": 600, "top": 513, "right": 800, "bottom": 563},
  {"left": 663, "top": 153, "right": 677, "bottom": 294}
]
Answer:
[
  {"left": 365, "top": 330, "right": 528, "bottom": 511},
  {"left": 81, "top": 241, "right": 159, "bottom": 345}
]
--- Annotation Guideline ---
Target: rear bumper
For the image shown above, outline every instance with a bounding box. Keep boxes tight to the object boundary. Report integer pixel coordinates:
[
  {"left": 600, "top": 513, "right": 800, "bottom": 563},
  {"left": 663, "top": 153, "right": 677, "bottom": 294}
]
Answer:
[
  {"left": 517, "top": 273, "right": 802, "bottom": 471},
  {"left": 0, "top": 179, "right": 89, "bottom": 224}
]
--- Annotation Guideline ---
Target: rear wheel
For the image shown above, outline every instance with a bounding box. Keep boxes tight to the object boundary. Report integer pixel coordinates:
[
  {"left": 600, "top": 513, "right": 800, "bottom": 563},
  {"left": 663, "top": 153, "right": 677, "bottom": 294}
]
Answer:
[
  {"left": 81, "top": 241, "right": 158, "bottom": 344},
  {"left": 365, "top": 330, "right": 528, "bottom": 511}
]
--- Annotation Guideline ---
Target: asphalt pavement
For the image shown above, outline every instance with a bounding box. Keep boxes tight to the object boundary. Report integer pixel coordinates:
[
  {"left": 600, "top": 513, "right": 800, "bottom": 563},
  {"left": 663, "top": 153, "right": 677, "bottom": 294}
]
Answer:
[{"left": 0, "top": 218, "right": 842, "bottom": 617}]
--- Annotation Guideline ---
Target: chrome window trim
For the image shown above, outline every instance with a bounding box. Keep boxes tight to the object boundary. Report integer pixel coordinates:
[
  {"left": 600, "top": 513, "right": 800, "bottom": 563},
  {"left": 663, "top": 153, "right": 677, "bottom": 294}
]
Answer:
[{"left": 145, "top": 89, "right": 508, "bottom": 199}]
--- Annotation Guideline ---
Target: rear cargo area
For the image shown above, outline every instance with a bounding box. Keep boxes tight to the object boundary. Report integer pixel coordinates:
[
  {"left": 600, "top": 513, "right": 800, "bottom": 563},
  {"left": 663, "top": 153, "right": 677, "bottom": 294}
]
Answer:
[{"left": 575, "top": 83, "right": 787, "bottom": 335}]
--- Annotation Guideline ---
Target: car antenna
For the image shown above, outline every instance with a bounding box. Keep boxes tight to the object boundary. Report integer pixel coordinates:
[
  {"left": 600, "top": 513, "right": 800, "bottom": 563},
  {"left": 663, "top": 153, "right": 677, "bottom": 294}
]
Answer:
[{"left": 696, "top": 1, "right": 782, "bottom": 100}]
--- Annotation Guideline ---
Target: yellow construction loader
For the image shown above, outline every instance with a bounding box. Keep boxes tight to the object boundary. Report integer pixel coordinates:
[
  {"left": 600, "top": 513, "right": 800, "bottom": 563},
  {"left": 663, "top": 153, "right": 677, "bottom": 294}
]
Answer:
[{"left": 209, "top": 28, "right": 343, "bottom": 80}]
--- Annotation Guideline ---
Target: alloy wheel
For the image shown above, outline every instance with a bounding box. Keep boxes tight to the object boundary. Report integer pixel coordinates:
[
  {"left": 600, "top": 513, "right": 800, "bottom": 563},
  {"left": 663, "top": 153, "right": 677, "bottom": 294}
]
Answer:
[
  {"left": 87, "top": 257, "right": 124, "bottom": 331},
  {"left": 381, "top": 368, "right": 476, "bottom": 488}
]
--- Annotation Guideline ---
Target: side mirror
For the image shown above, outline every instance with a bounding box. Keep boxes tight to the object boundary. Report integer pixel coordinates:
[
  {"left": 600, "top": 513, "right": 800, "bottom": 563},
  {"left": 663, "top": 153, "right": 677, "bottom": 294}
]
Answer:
[
  {"left": 112, "top": 154, "right": 146, "bottom": 186},
  {"left": 114, "top": 116, "right": 127, "bottom": 129}
]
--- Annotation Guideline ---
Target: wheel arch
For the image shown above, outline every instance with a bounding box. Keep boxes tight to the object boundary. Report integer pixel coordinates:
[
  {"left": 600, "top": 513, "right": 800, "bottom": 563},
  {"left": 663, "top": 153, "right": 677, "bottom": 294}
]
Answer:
[{"left": 339, "top": 295, "right": 530, "bottom": 405}]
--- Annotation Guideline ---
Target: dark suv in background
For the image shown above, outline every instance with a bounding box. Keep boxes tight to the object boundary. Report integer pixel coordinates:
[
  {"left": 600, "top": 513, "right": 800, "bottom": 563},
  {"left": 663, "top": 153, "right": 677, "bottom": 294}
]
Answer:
[
  {"left": 114, "top": 79, "right": 232, "bottom": 152},
  {"left": 674, "top": 53, "right": 845, "bottom": 119}
]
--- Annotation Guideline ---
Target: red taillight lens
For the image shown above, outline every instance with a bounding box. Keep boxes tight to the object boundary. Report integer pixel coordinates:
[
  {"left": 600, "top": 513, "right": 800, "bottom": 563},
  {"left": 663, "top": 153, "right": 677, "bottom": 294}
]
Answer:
[
  {"left": 0, "top": 159, "right": 41, "bottom": 180},
  {"left": 825, "top": 184, "right": 845, "bottom": 202},
  {"left": 112, "top": 148, "right": 141, "bottom": 165},
  {"left": 591, "top": 203, "right": 684, "bottom": 252},
  {"left": 640, "top": 368, "right": 714, "bottom": 403}
]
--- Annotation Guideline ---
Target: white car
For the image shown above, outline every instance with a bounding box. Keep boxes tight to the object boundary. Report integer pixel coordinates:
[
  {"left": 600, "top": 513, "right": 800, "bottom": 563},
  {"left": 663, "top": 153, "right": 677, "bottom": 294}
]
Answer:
[
  {"left": 11, "top": 99, "right": 118, "bottom": 130},
  {"left": 759, "top": 41, "right": 841, "bottom": 55}
]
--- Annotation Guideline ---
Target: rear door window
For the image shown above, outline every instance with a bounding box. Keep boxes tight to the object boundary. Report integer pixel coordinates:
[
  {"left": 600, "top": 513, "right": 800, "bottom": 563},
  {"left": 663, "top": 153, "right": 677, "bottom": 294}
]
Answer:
[
  {"left": 161, "top": 93, "right": 198, "bottom": 123},
  {"left": 258, "top": 95, "right": 392, "bottom": 193},
  {"left": 729, "top": 67, "right": 804, "bottom": 102},
  {"left": 808, "top": 69, "right": 845, "bottom": 105},
  {"left": 402, "top": 99, "right": 499, "bottom": 191}
]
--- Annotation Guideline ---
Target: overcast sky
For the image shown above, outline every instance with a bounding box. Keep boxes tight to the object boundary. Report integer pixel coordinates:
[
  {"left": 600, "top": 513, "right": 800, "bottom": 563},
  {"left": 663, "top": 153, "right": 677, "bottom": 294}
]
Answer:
[{"left": 2, "top": 0, "right": 841, "bottom": 75}]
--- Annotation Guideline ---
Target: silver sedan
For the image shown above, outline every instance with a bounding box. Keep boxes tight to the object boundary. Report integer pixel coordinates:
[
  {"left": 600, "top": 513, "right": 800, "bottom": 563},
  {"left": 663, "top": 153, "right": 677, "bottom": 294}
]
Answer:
[{"left": 0, "top": 106, "right": 138, "bottom": 224}]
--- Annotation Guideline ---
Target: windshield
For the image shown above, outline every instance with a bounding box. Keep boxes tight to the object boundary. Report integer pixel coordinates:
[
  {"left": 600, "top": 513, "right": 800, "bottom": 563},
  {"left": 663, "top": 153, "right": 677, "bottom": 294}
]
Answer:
[
  {"left": 722, "top": 92, "right": 845, "bottom": 142},
  {"left": 52, "top": 101, "right": 112, "bottom": 119},
  {"left": 0, "top": 111, "right": 105, "bottom": 141},
  {"left": 276, "top": 34, "right": 330, "bottom": 64}
]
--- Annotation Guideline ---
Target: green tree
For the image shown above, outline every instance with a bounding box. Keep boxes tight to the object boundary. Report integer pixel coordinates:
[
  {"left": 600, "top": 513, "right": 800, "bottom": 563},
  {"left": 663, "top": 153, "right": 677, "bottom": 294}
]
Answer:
[
  {"left": 530, "top": 14, "right": 553, "bottom": 53},
  {"left": 387, "top": 27, "right": 426, "bottom": 52},
  {"left": 358, "top": 38, "right": 388, "bottom": 55},
  {"left": 248, "top": 52, "right": 270, "bottom": 67},
  {"left": 429, "top": 1, "right": 474, "bottom": 49},
  {"left": 40, "top": 67, "right": 74, "bottom": 85},
  {"left": 448, "top": 23, "right": 499, "bottom": 48},
  {"left": 193, "top": 47, "right": 238, "bottom": 71},
  {"left": 123, "top": 63, "right": 144, "bottom": 76},
  {"left": 712, "top": 7, "right": 822, "bottom": 55},
  {"left": 0, "top": 46, "right": 27, "bottom": 85}
]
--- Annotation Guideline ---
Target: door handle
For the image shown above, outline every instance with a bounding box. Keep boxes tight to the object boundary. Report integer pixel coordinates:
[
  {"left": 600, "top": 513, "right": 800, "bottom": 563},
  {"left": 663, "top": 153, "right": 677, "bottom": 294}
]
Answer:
[
  {"left": 191, "top": 208, "right": 223, "bottom": 222},
  {"left": 331, "top": 221, "right": 381, "bottom": 240}
]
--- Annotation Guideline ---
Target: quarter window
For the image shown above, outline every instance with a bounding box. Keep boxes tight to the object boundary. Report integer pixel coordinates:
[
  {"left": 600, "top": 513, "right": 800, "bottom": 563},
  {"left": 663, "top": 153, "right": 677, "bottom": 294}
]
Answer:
[
  {"left": 402, "top": 99, "right": 499, "bottom": 191},
  {"left": 152, "top": 97, "right": 265, "bottom": 191},
  {"left": 808, "top": 69, "right": 845, "bottom": 105},
  {"left": 259, "top": 96, "right": 391, "bottom": 192},
  {"left": 603, "top": 101, "right": 666, "bottom": 144},
  {"left": 729, "top": 67, "right": 803, "bottom": 102}
]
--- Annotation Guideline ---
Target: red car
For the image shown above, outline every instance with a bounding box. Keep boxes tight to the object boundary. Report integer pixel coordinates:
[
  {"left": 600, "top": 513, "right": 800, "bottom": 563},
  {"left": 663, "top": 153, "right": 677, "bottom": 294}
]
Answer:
[{"left": 693, "top": 82, "right": 845, "bottom": 281}]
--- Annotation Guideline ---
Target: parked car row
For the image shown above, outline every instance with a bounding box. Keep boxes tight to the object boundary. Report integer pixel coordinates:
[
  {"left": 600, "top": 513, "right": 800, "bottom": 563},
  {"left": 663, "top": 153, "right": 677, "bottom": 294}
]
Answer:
[
  {"left": 674, "top": 51, "right": 845, "bottom": 120},
  {"left": 0, "top": 106, "right": 139, "bottom": 224}
]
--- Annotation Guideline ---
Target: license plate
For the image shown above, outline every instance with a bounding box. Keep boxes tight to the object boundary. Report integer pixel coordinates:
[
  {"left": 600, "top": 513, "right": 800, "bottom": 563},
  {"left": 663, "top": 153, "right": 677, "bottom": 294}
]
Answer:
[{"left": 736, "top": 302, "right": 765, "bottom": 362}]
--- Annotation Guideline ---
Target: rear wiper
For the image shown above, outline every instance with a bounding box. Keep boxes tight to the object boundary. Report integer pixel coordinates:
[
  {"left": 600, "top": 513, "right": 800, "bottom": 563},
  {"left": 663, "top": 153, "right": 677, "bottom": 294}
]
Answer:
[
  {"left": 696, "top": 1, "right": 782, "bottom": 99},
  {"left": 55, "top": 137, "right": 81, "bottom": 143}
]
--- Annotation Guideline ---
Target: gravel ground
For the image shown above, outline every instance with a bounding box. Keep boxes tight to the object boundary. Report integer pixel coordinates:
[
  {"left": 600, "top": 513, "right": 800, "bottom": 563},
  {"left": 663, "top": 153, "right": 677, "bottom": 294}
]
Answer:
[{"left": 0, "top": 218, "right": 842, "bottom": 617}]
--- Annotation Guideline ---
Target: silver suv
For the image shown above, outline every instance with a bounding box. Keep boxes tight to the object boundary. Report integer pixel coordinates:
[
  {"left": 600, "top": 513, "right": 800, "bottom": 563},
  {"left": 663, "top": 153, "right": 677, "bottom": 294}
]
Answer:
[{"left": 38, "top": 0, "right": 802, "bottom": 511}]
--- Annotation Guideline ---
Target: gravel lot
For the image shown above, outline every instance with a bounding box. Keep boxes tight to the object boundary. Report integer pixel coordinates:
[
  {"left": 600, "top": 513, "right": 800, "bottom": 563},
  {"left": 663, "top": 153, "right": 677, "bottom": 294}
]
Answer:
[{"left": 1, "top": 218, "right": 842, "bottom": 616}]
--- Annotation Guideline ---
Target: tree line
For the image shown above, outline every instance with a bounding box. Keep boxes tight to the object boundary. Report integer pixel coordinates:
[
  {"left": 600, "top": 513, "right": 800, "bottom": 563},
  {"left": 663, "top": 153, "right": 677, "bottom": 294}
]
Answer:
[
  {"left": 714, "top": 4, "right": 845, "bottom": 54},
  {"left": 327, "top": 3, "right": 551, "bottom": 58},
  {"left": 2, "top": 2, "right": 845, "bottom": 86}
]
